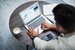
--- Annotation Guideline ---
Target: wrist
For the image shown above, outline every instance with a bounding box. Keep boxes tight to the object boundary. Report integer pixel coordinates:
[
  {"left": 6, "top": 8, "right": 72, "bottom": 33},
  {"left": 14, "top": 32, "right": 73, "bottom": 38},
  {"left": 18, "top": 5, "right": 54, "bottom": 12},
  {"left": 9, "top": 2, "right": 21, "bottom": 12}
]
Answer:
[
  {"left": 31, "top": 37, "right": 36, "bottom": 40},
  {"left": 48, "top": 25, "right": 56, "bottom": 30},
  {"left": 31, "top": 35, "right": 39, "bottom": 40}
]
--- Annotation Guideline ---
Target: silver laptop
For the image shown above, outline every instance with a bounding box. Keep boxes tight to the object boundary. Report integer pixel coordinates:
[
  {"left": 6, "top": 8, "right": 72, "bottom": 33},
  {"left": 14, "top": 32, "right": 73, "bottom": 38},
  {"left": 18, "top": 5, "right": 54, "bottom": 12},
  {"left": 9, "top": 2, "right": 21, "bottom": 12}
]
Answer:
[{"left": 19, "top": 2, "right": 52, "bottom": 34}]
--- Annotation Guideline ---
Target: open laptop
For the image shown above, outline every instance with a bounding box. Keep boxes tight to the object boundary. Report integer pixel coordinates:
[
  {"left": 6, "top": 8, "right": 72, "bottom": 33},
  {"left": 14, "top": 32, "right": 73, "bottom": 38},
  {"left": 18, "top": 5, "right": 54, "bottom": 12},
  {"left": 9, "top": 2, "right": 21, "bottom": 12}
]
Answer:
[{"left": 19, "top": 2, "right": 53, "bottom": 34}]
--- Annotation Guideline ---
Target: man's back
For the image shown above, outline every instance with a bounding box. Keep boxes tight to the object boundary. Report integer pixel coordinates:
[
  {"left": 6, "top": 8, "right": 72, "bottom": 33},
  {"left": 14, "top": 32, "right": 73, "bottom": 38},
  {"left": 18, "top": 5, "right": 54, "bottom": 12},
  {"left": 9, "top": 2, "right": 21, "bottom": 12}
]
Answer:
[{"left": 34, "top": 32, "right": 75, "bottom": 50}]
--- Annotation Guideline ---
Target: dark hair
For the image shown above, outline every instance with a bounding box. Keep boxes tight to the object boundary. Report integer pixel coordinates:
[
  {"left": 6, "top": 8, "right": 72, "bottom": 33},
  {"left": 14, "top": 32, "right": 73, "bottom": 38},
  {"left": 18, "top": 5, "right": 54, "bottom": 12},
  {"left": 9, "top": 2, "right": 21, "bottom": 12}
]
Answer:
[{"left": 52, "top": 4, "right": 75, "bottom": 33}]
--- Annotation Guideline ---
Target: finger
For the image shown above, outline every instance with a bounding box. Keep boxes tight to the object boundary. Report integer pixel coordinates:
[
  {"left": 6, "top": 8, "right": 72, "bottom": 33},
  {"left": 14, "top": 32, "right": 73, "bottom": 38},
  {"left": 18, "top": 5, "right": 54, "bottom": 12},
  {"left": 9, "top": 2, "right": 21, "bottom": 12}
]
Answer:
[
  {"left": 41, "top": 25, "right": 47, "bottom": 30},
  {"left": 41, "top": 24, "right": 45, "bottom": 29},
  {"left": 30, "top": 26, "right": 35, "bottom": 31},
  {"left": 26, "top": 30, "right": 33, "bottom": 37},
  {"left": 42, "top": 28, "right": 47, "bottom": 30},
  {"left": 29, "top": 27, "right": 34, "bottom": 35},
  {"left": 26, "top": 31, "right": 31, "bottom": 36},
  {"left": 29, "top": 26, "right": 34, "bottom": 31},
  {"left": 37, "top": 28, "right": 39, "bottom": 34},
  {"left": 28, "top": 27, "right": 33, "bottom": 32},
  {"left": 41, "top": 22, "right": 45, "bottom": 29},
  {"left": 26, "top": 32, "right": 33, "bottom": 38},
  {"left": 41, "top": 21, "right": 46, "bottom": 26},
  {"left": 41, "top": 21, "right": 45, "bottom": 25},
  {"left": 43, "top": 21, "right": 48, "bottom": 24}
]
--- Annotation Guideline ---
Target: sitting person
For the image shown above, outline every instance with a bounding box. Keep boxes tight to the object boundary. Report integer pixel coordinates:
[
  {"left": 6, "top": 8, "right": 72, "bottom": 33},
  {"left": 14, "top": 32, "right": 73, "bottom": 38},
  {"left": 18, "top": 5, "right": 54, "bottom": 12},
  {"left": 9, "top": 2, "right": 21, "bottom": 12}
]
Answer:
[{"left": 27, "top": 4, "right": 75, "bottom": 50}]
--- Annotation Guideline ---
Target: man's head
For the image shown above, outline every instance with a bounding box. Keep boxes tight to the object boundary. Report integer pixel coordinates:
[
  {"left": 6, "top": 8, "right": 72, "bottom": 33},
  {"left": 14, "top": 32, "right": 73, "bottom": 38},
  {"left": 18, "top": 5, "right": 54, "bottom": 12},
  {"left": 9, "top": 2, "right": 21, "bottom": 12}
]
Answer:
[{"left": 52, "top": 4, "right": 75, "bottom": 33}]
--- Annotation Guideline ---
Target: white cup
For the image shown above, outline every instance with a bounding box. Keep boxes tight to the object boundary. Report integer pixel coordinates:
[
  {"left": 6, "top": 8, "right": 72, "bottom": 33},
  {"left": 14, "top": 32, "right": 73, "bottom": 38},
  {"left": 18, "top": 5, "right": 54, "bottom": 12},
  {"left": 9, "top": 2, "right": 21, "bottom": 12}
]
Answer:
[{"left": 13, "top": 27, "right": 21, "bottom": 35}]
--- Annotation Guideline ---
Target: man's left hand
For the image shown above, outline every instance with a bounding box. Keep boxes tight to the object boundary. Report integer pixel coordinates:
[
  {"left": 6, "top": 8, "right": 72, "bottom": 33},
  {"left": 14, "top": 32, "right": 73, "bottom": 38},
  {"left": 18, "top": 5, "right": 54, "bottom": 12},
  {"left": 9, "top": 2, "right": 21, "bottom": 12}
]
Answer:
[{"left": 26, "top": 27, "right": 39, "bottom": 38}]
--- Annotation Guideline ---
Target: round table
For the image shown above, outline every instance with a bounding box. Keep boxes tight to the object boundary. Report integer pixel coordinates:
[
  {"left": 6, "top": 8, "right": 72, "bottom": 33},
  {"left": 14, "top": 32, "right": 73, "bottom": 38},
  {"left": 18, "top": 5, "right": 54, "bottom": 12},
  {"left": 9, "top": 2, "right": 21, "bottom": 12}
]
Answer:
[{"left": 9, "top": 1, "right": 49, "bottom": 50}]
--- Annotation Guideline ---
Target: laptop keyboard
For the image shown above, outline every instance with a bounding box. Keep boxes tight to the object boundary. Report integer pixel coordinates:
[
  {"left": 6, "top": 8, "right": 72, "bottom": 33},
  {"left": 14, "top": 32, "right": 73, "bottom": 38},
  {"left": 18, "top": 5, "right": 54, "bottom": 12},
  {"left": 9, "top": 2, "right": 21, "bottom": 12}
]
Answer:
[{"left": 28, "top": 16, "right": 45, "bottom": 28}]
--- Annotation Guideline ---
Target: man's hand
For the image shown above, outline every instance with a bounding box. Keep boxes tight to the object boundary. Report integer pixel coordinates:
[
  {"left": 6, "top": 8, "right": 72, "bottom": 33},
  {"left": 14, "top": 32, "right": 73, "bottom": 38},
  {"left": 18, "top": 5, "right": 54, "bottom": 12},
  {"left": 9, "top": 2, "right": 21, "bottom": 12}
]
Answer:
[
  {"left": 41, "top": 21, "right": 56, "bottom": 30},
  {"left": 26, "top": 27, "right": 39, "bottom": 38}
]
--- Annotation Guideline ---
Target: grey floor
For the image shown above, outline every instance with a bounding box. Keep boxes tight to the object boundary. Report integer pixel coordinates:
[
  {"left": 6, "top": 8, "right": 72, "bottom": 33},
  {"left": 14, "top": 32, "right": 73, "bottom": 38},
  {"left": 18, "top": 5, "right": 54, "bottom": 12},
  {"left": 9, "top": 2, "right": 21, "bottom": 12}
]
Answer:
[{"left": 0, "top": 0, "right": 75, "bottom": 50}]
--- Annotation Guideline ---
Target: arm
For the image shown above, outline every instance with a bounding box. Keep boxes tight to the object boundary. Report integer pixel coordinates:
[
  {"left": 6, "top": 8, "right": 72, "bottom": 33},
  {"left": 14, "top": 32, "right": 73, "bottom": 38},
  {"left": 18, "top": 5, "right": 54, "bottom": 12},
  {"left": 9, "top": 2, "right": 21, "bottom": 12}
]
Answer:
[
  {"left": 26, "top": 26, "right": 75, "bottom": 50},
  {"left": 41, "top": 21, "right": 60, "bottom": 36},
  {"left": 41, "top": 21, "right": 57, "bottom": 30},
  {"left": 26, "top": 26, "right": 58, "bottom": 50},
  {"left": 34, "top": 36, "right": 75, "bottom": 50},
  {"left": 34, "top": 37, "right": 58, "bottom": 50}
]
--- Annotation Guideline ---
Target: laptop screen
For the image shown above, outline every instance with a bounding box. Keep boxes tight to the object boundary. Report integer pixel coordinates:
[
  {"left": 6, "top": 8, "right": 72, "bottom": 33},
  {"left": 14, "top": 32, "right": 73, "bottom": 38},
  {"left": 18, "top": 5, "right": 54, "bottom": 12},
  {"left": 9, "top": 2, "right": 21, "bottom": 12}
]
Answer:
[{"left": 19, "top": 2, "right": 41, "bottom": 24}]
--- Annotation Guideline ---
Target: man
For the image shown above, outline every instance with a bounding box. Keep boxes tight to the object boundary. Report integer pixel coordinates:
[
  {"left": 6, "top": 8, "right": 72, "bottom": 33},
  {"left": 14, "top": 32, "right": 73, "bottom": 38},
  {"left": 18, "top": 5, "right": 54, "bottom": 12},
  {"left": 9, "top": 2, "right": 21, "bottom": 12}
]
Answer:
[{"left": 27, "top": 4, "right": 75, "bottom": 50}]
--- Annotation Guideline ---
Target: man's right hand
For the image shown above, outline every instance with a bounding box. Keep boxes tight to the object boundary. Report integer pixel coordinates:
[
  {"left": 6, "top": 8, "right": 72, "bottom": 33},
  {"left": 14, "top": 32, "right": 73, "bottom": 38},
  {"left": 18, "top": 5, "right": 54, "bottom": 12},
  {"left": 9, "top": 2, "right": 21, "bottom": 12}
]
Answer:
[{"left": 41, "top": 21, "right": 56, "bottom": 30}]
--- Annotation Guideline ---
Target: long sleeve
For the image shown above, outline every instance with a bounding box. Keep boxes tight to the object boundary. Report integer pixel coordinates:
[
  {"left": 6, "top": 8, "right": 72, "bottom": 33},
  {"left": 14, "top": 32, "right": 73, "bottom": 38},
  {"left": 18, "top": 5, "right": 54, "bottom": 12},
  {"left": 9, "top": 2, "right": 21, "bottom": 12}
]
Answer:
[
  {"left": 34, "top": 35, "right": 75, "bottom": 50},
  {"left": 34, "top": 37, "right": 58, "bottom": 50}
]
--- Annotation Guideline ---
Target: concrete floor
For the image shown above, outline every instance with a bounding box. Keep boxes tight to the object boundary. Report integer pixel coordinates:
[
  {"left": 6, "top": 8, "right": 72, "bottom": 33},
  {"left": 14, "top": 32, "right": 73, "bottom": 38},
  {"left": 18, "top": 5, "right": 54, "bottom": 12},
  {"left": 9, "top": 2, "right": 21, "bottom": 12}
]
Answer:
[{"left": 1, "top": 0, "right": 75, "bottom": 50}]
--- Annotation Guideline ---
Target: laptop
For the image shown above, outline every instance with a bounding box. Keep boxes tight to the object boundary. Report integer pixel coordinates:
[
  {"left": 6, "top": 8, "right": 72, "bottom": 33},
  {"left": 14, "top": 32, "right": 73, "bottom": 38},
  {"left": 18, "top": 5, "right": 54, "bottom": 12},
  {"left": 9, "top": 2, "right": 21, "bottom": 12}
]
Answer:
[{"left": 19, "top": 2, "right": 52, "bottom": 34}]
